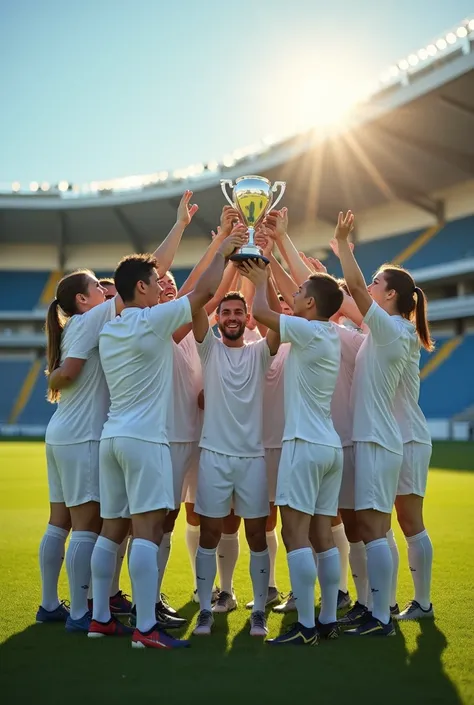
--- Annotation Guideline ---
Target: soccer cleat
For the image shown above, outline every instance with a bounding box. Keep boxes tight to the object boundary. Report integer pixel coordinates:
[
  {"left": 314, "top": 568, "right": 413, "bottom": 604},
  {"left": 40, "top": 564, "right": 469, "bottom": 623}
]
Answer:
[
  {"left": 390, "top": 603, "right": 400, "bottom": 616},
  {"left": 212, "top": 590, "right": 237, "bottom": 613},
  {"left": 395, "top": 600, "right": 434, "bottom": 621},
  {"left": 157, "top": 593, "right": 180, "bottom": 617},
  {"left": 344, "top": 616, "right": 396, "bottom": 637},
  {"left": 338, "top": 601, "right": 368, "bottom": 627},
  {"left": 246, "top": 586, "right": 280, "bottom": 610},
  {"left": 36, "top": 601, "right": 70, "bottom": 624},
  {"left": 132, "top": 624, "right": 191, "bottom": 649},
  {"left": 250, "top": 610, "right": 268, "bottom": 637},
  {"left": 129, "top": 604, "right": 187, "bottom": 630},
  {"left": 316, "top": 618, "right": 340, "bottom": 640},
  {"left": 192, "top": 586, "right": 220, "bottom": 604},
  {"left": 337, "top": 590, "right": 352, "bottom": 610},
  {"left": 87, "top": 615, "right": 134, "bottom": 638},
  {"left": 110, "top": 591, "right": 133, "bottom": 616},
  {"left": 273, "top": 591, "right": 297, "bottom": 613},
  {"left": 193, "top": 609, "right": 214, "bottom": 636},
  {"left": 65, "top": 610, "right": 92, "bottom": 633},
  {"left": 266, "top": 622, "right": 319, "bottom": 646}
]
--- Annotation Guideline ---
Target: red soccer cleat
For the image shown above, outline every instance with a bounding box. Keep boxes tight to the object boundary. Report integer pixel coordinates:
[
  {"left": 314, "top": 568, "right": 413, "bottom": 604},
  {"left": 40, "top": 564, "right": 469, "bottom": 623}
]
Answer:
[
  {"left": 87, "top": 615, "right": 134, "bottom": 638},
  {"left": 131, "top": 625, "right": 191, "bottom": 649}
]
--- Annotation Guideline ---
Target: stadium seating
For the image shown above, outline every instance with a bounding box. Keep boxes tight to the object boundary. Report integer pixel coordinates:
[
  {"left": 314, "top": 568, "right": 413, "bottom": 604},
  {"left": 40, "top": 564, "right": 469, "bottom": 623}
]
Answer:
[
  {"left": 0, "top": 359, "right": 32, "bottom": 423},
  {"left": 0, "top": 271, "right": 49, "bottom": 311}
]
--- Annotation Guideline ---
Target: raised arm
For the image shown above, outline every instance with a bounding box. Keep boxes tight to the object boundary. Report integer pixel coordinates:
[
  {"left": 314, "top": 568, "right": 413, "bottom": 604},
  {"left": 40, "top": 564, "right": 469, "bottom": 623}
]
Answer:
[
  {"left": 238, "top": 260, "right": 281, "bottom": 351},
  {"left": 265, "top": 208, "right": 313, "bottom": 285},
  {"left": 152, "top": 191, "right": 198, "bottom": 277},
  {"left": 333, "top": 211, "right": 372, "bottom": 317}
]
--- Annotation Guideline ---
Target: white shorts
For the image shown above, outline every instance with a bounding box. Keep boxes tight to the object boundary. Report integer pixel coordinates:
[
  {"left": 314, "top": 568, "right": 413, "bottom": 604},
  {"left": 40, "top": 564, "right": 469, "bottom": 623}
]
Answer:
[
  {"left": 397, "top": 442, "right": 432, "bottom": 497},
  {"left": 265, "top": 447, "right": 281, "bottom": 503},
  {"left": 354, "top": 442, "right": 402, "bottom": 514},
  {"left": 195, "top": 449, "right": 269, "bottom": 519},
  {"left": 169, "top": 442, "right": 199, "bottom": 508},
  {"left": 275, "top": 440, "right": 343, "bottom": 517},
  {"left": 99, "top": 438, "right": 174, "bottom": 519},
  {"left": 46, "top": 441, "right": 100, "bottom": 508},
  {"left": 338, "top": 445, "right": 356, "bottom": 510}
]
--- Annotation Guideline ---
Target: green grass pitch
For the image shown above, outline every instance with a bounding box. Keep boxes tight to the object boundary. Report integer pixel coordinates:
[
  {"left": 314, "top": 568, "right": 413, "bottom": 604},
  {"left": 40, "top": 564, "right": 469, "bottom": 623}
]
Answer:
[{"left": 0, "top": 441, "right": 473, "bottom": 705}]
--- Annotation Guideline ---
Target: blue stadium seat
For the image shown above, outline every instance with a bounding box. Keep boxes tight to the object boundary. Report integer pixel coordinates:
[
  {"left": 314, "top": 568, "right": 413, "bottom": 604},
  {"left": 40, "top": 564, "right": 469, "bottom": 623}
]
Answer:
[
  {"left": 0, "top": 359, "right": 31, "bottom": 423},
  {"left": 0, "top": 271, "right": 49, "bottom": 311},
  {"left": 419, "top": 335, "right": 474, "bottom": 418},
  {"left": 404, "top": 215, "right": 474, "bottom": 269},
  {"left": 17, "top": 364, "right": 54, "bottom": 426}
]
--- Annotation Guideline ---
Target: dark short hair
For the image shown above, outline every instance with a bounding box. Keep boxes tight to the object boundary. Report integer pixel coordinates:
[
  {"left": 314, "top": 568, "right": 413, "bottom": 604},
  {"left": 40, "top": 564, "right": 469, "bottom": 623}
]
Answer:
[
  {"left": 305, "top": 273, "right": 344, "bottom": 319},
  {"left": 336, "top": 278, "right": 350, "bottom": 295},
  {"left": 216, "top": 291, "right": 247, "bottom": 314},
  {"left": 98, "top": 277, "right": 114, "bottom": 287},
  {"left": 114, "top": 254, "right": 158, "bottom": 303}
]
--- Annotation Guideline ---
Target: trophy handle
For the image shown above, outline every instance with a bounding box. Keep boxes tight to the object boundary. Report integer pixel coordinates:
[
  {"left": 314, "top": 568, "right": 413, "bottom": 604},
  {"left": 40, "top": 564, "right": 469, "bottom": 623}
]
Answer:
[
  {"left": 220, "top": 179, "right": 235, "bottom": 207},
  {"left": 271, "top": 181, "right": 286, "bottom": 211}
]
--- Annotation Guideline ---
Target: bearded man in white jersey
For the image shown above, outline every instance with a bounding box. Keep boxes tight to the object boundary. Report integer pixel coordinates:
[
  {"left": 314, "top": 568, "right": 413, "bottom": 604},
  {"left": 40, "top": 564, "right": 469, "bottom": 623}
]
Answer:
[
  {"left": 192, "top": 282, "right": 281, "bottom": 638},
  {"left": 87, "top": 231, "right": 246, "bottom": 649},
  {"left": 239, "top": 257, "right": 344, "bottom": 646}
]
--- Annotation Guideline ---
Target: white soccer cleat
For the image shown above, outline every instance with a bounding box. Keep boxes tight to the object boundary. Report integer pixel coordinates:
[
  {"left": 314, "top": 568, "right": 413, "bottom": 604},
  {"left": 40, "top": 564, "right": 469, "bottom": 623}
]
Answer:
[
  {"left": 193, "top": 609, "right": 214, "bottom": 636},
  {"left": 272, "top": 591, "right": 297, "bottom": 613},
  {"left": 394, "top": 600, "right": 434, "bottom": 621},
  {"left": 249, "top": 610, "right": 268, "bottom": 637},
  {"left": 246, "top": 586, "right": 280, "bottom": 610},
  {"left": 192, "top": 586, "right": 220, "bottom": 604},
  {"left": 212, "top": 590, "right": 238, "bottom": 613}
]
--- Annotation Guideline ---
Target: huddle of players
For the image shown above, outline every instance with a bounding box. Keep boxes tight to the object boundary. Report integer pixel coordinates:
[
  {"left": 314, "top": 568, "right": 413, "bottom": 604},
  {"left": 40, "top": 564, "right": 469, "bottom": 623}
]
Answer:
[{"left": 36, "top": 192, "right": 434, "bottom": 649}]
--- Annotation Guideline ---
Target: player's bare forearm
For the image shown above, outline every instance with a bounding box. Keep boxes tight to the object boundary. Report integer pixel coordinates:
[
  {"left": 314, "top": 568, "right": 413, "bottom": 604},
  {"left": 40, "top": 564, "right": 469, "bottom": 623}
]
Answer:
[
  {"left": 277, "top": 233, "right": 313, "bottom": 286},
  {"left": 204, "top": 262, "right": 236, "bottom": 315},
  {"left": 152, "top": 221, "right": 186, "bottom": 277},
  {"left": 178, "top": 237, "right": 223, "bottom": 297},
  {"left": 252, "top": 281, "right": 280, "bottom": 334},
  {"left": 269, "top": 254, "right": 296, "bottom": 309},
  {"left": 337, "top": 239, "right": 372, "bottom": 316},
  {"left": 188, "top": 251, "right": 227, "bottom": 314},
  {"left": 48, "top": 358, "right": 85, "bottom": 390}
]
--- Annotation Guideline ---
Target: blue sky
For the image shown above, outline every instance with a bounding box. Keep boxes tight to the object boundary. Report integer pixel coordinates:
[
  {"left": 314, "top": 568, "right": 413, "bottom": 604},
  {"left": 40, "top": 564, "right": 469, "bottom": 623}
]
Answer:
[{"left": 1, "top": 0, "right": 472, "bottom": 184}]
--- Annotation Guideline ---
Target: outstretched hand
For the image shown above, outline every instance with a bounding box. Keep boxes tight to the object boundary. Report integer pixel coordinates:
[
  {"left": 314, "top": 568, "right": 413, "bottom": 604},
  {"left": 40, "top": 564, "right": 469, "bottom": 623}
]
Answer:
[
  {"left": 330, "top": 238, "right": 354, "bottom": 258},
  {"left": 264, "top": 207, "right": 288, "bottom": 240},
  {"left": 299, "top": 252, "right": 327, "bottom": 274},
  {"left": 177, "top": 190, "right": 199, "bottom": 225},
  {"left": 334, "top": 211, "right": 355, "bottom": 242},
  {"left": 218, "top": 228, "right": 248, "bottom": 259},
  {"left": 220, "top": 205, "right": 241, "bottom": 238},
  {"left": 237, "top": 258, "right": 269, "bottom": 286}
]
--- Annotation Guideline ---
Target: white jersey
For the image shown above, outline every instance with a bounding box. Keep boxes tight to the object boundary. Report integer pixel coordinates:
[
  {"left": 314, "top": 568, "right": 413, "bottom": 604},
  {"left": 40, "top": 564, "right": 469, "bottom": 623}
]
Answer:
[
  {"left": 351, "top": 301, "right": 414, "bottom": 455},
  {"left": 167, "top": 331, "right": 202, "bottom": 443},
  {"left": 263, "top": 343, "right": 290, "bottom": 449},
  {"left": 100, "top": 297, "right": 192, "bottom": 443},
  {"left": 280, "top": 315, "right": 341, "bottom": 448},
  {"left": 394, "top": 336, "right": 431, "bottom": 446},
  {"left": 45, "top": 298, "right": 116, "bottom": 445},
  {"left": 197, "top": 328, "right": 271, "bottom": 457},
  {"left": 331, "top": 326, "right": 365, "bottom": 447},
  {"left": 244, "top": 326, "right": 262, "bottom": 343}
]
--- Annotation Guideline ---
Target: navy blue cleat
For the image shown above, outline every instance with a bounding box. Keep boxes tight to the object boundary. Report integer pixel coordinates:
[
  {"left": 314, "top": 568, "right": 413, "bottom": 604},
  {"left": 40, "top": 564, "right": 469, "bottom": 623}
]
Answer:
[
  {"left": 344, "top": 615, "right": 396, "bottom": 637},
  {"left": 66, "top": 610, "right": 92, "bottom": 633},
  {"left": 315, "top": 618, "right": 340, "bottom": 640},
  {"left": 390, "top": 603, "right": 400, "bottom": 616},
  {"left": 36, "top": 601, "right": 70, "bottom": 624},
  {"left": 338, "top": 601, "right": 368, "bottom": 627},
  {"left": 266, "top": 622, "right": 319, "bottom": 646}
]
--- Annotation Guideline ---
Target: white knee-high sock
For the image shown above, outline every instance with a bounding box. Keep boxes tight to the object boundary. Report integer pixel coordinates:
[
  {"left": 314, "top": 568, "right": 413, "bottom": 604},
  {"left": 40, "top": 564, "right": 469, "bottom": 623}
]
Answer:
[
  {"left": 366, "top": 538, "right": 393, "bottom": 624},
  {"left": 217, "top": 532, "right": 239, "bottom": 595},
  {"left": 250, "top": 549, "right": 270, "bottom": 613},
  {"left": 331, "top": 524, "right": 349, "bottom": 594},
  {"left": 185, "top": 524, "right": 200, "bottom": 588},
  {"left": 196, "top": 546, "right": 217, "bottom": 612},
  {"left": 156, "top": 532, "right": 172, "bottom": 600},
  {"left": 66, "top": 531, "right": 98, "bottom": 620},
  {"left": 129, "top": 539, "right": 158, "bottom": 633},
  {"left": 91, "top": 537, "right": 119, "bottom": 623},
  {"left": 39, "top": 525, "right": 69, "bottom": 611},
  {"left": 406, "top": 529, "right": 433, "bottom": 610},
  {"left": 317, "top": 547, "right": 340, "bottom": 624},
  {"left": 349, "top": 541, "right": 369, "bottom": 606},
  {"left": 288, "top": 547, "right": 317, "bottom": 629},
  {"left": 266, "top": 530, "right": 279, "bottom": 589},
  {"left": 386, "top": 529, "right": 399, "bottom": 607},
  {"left": 110, "top": 536, "right": 128, "bottom": 597}
]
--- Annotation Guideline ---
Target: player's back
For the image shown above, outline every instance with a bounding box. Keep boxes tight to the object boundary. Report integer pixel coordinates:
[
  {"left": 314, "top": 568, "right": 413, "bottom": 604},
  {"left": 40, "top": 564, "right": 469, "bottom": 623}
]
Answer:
[{"left": 394, "top": 335, "right": 431, "bottom": 445}]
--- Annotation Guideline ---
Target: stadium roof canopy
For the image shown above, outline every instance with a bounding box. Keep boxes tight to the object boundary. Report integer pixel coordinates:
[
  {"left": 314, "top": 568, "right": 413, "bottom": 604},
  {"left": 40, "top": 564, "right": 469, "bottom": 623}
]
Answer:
[{"left": 1, "top": 21, "right": 474, "bottom": 265}]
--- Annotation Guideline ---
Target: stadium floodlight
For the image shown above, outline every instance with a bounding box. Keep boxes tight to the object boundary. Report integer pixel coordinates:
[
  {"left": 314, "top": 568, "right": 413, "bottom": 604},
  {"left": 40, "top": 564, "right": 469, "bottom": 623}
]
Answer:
[
  {"left": 446, "top": 32, "right": 457, "bottom": 45},
  {"left": 232, "top": 149, "right": 244, "bottom": 160},
  {"left": 29, "top": 181, "right": 39, "bottom": 192},
  {"left": 173, "top": 169, "right": 184, "bottom": 180},
  {"left": 58, "top": 180, "right": 69, "bottom": 192},
  {"left": 457, "top": 26, "right": 468, "bottom": 38},
  {"left": 207, "top": 160, "right": 219, "bottom": 172},
  {"left": 408, "top": 54, "right": 419, "bottom": 66},
  {"left": 418, "top": 48, "right": 429, "bottom": 60},
  {"left": 40, "top": 182, "right": 50, "bottom": 191},
  {"left": 158, "top": 171, "right": 169, "bottom": 182},
  {"left": 11, "top": 181, "right": 20, "bottom": 192},
  {"left": 427, "top": 44, "right": 437, "bottom": 56},
  {"left": 398, "top": 59, "right": 409, "bottom": 71},
  {"left": 389, "top": 65, "right": 400, "bottom": 77},
  {"left": 436, "top": 38, "right": 447, "bottom": 50},
  {"left": 469, "top": 19, "right": 474, "bottom": 31},
  {"left": 262, "top": 134, "right": 278, "bottom": 146},
  {"left": 222, "top": 154, "right": 236, "bottom": 168}
]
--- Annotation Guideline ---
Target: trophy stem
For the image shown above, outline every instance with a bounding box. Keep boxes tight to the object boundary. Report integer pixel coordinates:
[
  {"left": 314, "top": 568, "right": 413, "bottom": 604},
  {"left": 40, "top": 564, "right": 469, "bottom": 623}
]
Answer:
[{"left": 247, "top": 226, "right": 255, "bottom": 247}]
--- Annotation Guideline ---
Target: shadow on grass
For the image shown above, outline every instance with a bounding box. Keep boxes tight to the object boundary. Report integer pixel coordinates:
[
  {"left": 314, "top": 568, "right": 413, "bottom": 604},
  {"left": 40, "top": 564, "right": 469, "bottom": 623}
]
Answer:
[
  {"left": 431, "top": 441, "right": 474, "bottom": 472},
  {"left": 0, "top": 615, "right": 463, "bottom": 705}
]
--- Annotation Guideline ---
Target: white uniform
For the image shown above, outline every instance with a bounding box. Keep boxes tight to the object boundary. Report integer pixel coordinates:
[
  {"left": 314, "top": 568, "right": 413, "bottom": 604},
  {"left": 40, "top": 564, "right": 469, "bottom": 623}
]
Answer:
[
  {"left": 394, "top": 337, "right": 432, "bottom": 497},
  {"left": 168, "top": 331, "right": 202, "bottom": 507},
  {"left": 332, "top": 325, "right": 365, "bottom": 509},
  {"left": 195, "top": 328, "right": 271, "bottom": 519},
  {"left": 98, "top": 298, "right": 192, "bottom": 518},
  {"left": 275, "top": 316, "right": 343, "bottom": 517},
  {"left": 351, "top": 301, "right": 414, "bottom": 513},
  {"left": 263, "top": 343, "right": 290, "bottom": 502},
  {"left": 45, "top": 299, "right": 116, "bottom": 507}
]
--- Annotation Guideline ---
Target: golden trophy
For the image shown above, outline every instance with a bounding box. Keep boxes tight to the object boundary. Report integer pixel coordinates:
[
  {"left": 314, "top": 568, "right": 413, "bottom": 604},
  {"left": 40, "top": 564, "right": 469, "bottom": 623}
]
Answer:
[{"left": 220, "top": 175, "right": 286, "bottom": 263}]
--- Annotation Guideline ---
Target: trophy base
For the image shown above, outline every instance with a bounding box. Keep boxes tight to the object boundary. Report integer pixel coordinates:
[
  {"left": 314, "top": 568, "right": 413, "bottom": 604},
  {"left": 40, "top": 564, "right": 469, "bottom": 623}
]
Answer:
[{"left": 229, "top": 252, "right": 270, "bottom": 265}]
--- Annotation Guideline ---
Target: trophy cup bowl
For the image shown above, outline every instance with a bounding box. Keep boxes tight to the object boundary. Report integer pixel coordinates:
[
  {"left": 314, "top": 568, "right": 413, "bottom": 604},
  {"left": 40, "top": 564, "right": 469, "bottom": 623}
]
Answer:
[{"left": 220, "top": 175, "right": 286, "bottom": 264}]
